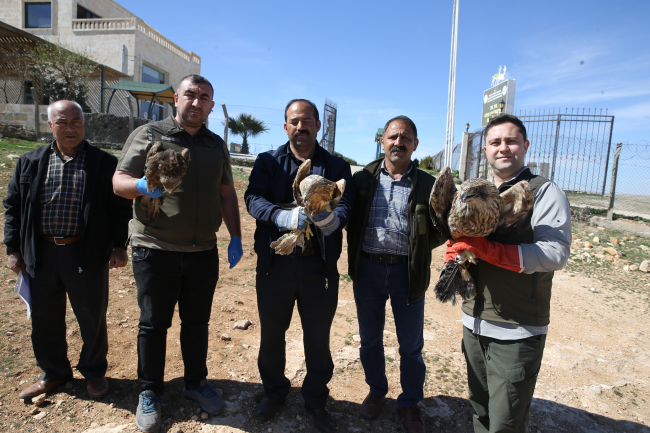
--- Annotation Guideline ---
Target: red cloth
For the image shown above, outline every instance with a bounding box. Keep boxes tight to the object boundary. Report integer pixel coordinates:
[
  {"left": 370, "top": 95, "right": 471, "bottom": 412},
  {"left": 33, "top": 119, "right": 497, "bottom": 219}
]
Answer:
[{"left": 445, "top": 237, "right": 522, "bottom": 273}]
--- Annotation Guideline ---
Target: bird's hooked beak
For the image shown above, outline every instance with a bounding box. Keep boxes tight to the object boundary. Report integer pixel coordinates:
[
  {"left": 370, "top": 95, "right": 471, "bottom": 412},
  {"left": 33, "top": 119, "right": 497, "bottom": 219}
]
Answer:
[{"left": 461, "top": 190, "right": 476, "bottom": 202}]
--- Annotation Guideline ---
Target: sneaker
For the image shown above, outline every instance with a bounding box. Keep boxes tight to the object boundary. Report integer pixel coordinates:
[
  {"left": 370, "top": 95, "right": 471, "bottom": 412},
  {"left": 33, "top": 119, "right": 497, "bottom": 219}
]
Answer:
[
  {"left": 136, "top": 390, "right": 163, "bottom": 432},
  {"left": 183, "top": 379, "right": 225, "bottom": 415}
]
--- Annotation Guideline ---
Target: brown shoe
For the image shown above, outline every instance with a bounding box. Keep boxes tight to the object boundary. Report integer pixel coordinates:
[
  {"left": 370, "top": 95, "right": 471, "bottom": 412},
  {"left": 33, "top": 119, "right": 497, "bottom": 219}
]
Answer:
[
  {"left": 87, "top": 377, "right": 109, "bottom": 398},
  {"left": 18, "top": 379, "right": 67, "bottom": 400},
  {"left": 252, "top": 397, "right": 284, "bottom": 423},
  {"left": 305, "top": 406, "right": 336, "bottom": 433},
  {"left": 360, "top": 391, "right": 385, "bottom": 420},
  {"left": 398, "top": 405, "right": 426, "bottom": 433}
]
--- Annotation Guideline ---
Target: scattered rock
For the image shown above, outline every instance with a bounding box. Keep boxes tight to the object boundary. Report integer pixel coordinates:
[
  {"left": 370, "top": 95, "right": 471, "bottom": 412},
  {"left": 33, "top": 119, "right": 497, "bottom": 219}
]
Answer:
[
  {"left": 610, "top": 237, "right": 619, "bottom": 245},
  {"left": 593, "top": 236, "right": 600, "bottom": 244},
  {"left": 624, "top": 265, "right": 630, "bottom": 272},
  {"left": 6, "top": 331, "right": 14, "bottom": 336},
  {"left": 67, "top": 328, "right": 77, "bottom": 336},
  {"left": 584, "top": 241, "right": 593, "bottom": 249},
  {"left": 604, "top": 247, "right": 617, "bottom": 256},
  {"left": 191, "top": 415, "right": 199, "bottom": 421},
  {"left": 233, "top": 319, "right": 252, "bottom": 330},
  {"left": 641, "top": 245, "right": 649, "bottom": 251},
  {"left": 568, "top": 273, "right": 575, "bottom": 277},
  {"left": 81, "top": 423, "right": 136, "bottom": 433},
  {"left": 630, "top": 264, "right": 639, "bottom": 271},
  {"left": 7, "top": 154, "right": 20, "bottom": 160},
  {"left": 201, "top": 412, "right": 209, "bottom": 420},
  {"left": 242, "top": 344, "right": 250, "bottom": 349},
  {"left": 33, "top": 411, "right": 46, "bottom": 420},
  {"left": 32, "top": 393, "right": 47, "bottom": 406},
  {"left": 29, "top": 407, "right": 40, "bottom": 415},
  {"left": 572, "top": 234, "right": 578, "bottom": 240},
  {"left": 221, "top": 334, "right": 231, "bottom": 341},
  {"left": 605, "top": 256, "right": 613, "bottom": 262},
  {"left": 641, "top": 260, "right": 649, "bottom": 273}
]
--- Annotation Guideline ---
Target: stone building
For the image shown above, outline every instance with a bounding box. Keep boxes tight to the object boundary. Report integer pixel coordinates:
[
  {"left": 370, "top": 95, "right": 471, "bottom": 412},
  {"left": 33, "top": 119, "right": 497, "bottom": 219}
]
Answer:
[{"left": 0, "top": 0, "right": 201, "bottom": 119}]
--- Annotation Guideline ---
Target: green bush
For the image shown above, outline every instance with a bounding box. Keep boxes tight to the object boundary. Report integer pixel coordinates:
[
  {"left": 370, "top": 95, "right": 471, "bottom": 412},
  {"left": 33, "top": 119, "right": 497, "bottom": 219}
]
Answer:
[
  {"left": 420, "top": 156, "right": 433, "bottom": 169},
  {"left": 334, "top": 151, "right": 358, "bottom": 166}
]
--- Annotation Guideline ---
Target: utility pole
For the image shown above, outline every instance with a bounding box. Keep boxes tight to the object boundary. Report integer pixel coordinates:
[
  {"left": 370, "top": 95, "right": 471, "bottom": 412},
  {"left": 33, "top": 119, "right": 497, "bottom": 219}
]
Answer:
[{"left": 444, "top": 0, "right": 460, "bottom": 169}]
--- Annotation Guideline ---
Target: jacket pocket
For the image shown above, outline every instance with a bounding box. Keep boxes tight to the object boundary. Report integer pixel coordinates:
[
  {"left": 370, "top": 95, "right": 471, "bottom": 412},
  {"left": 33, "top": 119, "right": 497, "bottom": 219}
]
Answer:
[
  {"left": 415, "top": 203, "right": 428, "bottom": 235},
  {"left": 131, "top": 247, "right": 149, "bottom": 262}
]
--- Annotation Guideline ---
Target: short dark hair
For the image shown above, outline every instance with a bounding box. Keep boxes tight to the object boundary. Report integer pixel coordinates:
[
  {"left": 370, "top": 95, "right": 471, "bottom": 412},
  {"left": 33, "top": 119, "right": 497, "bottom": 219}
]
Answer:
[
  {"left": 177, "top": 74, "right": 214, "bottom": 98},
  {"left": 484, "top": 113, "right": 527, "bottom": 142},
  {"left": 284, "top": 99, "right": 319, "bottom": 123},
  {"left": 383, "top": 115, "right": 417, "bottom": 139}
]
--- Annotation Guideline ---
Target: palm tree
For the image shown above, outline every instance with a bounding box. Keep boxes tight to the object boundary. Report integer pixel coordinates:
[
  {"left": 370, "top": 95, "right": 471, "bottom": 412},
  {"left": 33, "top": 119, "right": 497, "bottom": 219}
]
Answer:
[{"left": 227, "top": 113, "right": 269, "bottom": 154}]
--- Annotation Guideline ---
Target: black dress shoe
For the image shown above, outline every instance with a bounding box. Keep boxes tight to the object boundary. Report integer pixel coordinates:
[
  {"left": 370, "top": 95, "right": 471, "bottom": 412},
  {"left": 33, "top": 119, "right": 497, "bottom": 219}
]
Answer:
[
  {"left": 306, "top": 406, "right": 336, "bottom": 433},
  {"left": 252, "top": 397, "right": 284, "bottom": 423}
]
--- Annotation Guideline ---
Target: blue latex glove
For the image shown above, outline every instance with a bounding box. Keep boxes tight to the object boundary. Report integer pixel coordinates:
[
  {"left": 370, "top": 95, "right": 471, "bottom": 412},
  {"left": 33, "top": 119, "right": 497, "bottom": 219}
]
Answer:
[
  {"left": 136, "top": 176, "right": 164, "bottom": 198},
  {"left": 228, "top": 237, "right": 243, "bottom": 269},
  {"left": 274, "top": 207, "right": 309, "bottom": 231},
  {"left": 307, "top": 209, "right": 340, "bottom": 236}
]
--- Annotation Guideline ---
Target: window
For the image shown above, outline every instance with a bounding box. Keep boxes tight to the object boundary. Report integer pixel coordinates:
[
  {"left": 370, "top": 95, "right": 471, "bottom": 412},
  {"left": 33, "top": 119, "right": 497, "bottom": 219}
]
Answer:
[
  {"left": 24, "top": 81, "right": 33, "bottom": 104},
  {"left": 142, "top": 65, "right": 166, "bottom": 120},
  {"left": 25, "top": 2, "right": 51, "bottom": 28},
  {"left": 77, "top": 5, "right": 101, "bottom": 19}
]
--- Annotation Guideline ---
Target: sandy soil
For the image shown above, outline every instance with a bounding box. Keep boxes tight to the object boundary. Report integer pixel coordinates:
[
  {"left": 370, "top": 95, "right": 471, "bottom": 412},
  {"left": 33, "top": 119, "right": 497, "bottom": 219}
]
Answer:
[{"left": 0, "top": 170, "right": 648, "bottom": 433}]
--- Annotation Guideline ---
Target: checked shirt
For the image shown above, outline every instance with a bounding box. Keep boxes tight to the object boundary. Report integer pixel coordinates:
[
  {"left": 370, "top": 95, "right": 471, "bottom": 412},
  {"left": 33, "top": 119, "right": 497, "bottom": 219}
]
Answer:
[
  {"left": 361, "top": 162, "right": 413, "bottom": 256},
  {"left": 39, "top": 141, "right": 86, "bottom": 237}
]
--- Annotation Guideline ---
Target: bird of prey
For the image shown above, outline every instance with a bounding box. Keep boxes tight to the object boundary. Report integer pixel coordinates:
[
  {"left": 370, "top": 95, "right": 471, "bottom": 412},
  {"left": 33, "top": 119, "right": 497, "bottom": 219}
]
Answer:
[
  {"left": 430, "top": 166, "right": 534, "bottom": 304},
  {"left": 270, "top": 159, "right": 346, "bottom": 255},
  {"left": 140, "top": 141, "right": 191, "bottom": 226}
]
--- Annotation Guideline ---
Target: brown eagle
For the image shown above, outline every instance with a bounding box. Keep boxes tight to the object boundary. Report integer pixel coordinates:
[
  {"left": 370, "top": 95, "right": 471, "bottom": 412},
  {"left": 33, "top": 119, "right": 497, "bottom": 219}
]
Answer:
[
  {"left": 270, "top": 159, "right": 346, "bottom": 255},
  {"left": 429, "top": 166, "right": 534, "bottom": 304},
  {"left": 140, "top": 141, "right": 191, "bottom": 226}
]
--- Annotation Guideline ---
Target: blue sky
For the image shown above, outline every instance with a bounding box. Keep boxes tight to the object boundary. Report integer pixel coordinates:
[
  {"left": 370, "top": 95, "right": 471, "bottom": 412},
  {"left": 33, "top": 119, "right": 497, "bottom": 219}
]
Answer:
[{"left": 119, "top": 0, "right": 650, "bottom": 166}]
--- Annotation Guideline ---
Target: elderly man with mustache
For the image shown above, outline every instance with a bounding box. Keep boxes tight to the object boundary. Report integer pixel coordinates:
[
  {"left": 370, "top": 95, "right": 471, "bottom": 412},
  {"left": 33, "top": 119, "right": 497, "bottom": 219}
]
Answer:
[
  {"left": 113, "top": 74, "right": 242, "bottom": 432},
  {"left": 4, "top": 100, "right": 132, "bottom": 401},
  {"left": 244, "top": 99, "right": 354, "bottom": 433},
  {"left": 346, "top": 116, "right": 445, "bottom": 433}
]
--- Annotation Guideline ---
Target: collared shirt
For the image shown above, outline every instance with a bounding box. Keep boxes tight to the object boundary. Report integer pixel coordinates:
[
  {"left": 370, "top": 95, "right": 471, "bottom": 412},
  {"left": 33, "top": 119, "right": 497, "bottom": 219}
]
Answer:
[
  {"left": 466, "top": 165, "right": 572, "bottom": 340},
  {"left": 362, "top": 162, "right": 414, "bottom": 256},
  {"left": 39, "top": 141, "right": 86, "bottom": 236}
]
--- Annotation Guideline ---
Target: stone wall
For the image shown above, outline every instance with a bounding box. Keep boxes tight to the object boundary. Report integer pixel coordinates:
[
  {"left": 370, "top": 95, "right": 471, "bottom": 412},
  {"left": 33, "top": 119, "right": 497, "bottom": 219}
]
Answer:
[
  {"left": 84, "top": 112, "right": 149, "bottom": 147},
  {"left": 0, "top": 103, "right": 49, "bottom": 134}
]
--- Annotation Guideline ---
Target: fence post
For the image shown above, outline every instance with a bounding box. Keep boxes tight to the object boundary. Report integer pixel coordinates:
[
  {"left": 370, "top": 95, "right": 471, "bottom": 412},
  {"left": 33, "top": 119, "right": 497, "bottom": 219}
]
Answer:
[
  {"left": 127, "top": 96, "right": 134, "bottom": 134},
  {"left": 31, "top": 86, "right": 39, "bottom": 140},
  {"left": 607, "top": 142, "right": 622, "bottom": 222},
  {"left": 222, "top": 104, "right": 229, "bottom": 148},
  {"left": 459, "top": 132, "right": 470, "bottom": 181}
]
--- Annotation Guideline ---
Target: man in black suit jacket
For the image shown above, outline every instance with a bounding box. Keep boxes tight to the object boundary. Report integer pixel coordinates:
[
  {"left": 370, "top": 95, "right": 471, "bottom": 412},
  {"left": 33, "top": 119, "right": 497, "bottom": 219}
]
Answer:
[{"left": 3, "top": 100, "right": 132, "bottom": 400}]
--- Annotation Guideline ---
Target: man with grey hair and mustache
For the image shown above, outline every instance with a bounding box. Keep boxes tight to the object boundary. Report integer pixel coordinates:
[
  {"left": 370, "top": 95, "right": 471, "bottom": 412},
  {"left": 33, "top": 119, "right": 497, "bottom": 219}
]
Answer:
[
  {"left": 346, "top": 115, "right": 445, "bottom": 433},
  {"left": 3, "top": 100, "right": 132, "bottom": 401}
]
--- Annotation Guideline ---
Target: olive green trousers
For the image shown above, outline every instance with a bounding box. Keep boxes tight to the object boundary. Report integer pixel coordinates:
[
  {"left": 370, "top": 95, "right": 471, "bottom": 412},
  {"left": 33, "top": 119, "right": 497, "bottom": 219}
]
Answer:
[{"left": 462, "top": 326, "right": 546, "bottom": 433}]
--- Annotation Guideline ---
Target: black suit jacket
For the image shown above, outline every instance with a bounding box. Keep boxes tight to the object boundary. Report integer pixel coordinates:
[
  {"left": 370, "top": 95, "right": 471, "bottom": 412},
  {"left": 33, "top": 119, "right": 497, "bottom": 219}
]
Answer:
[{"left": 3, "top": 141, "right": 132, "bottom": 277}]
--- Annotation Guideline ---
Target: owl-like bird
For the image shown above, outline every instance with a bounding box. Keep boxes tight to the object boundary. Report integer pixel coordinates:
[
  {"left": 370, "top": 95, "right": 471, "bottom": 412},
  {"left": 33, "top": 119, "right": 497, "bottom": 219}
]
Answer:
[
  {"left": 270, "top": 159, "right": 346, "bottom": 255},
  {"left": 140, "top": 141, "right": 191, "bottom": 226},
  {"left": 430, "top": 166, "right": 534, "bottom": 304}
]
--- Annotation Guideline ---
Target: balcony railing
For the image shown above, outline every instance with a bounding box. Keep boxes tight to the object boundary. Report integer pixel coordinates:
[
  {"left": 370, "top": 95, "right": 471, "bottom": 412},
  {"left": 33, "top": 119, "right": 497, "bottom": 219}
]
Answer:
[
  {"left": 71, "top": 18, "right": 136, "bottom": 31},
  {"left": 71, "top": 18, "right": 201, "bottom": 65}
]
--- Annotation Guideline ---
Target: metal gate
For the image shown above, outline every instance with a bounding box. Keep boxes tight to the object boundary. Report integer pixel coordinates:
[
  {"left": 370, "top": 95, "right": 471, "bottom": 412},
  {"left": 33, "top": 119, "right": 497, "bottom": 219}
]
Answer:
[
  {"left": 321, "top": 98, "right": 337, "bottom": 154},
  {"left": 515, "top": 108, "right": 614, "bottom": 195}
]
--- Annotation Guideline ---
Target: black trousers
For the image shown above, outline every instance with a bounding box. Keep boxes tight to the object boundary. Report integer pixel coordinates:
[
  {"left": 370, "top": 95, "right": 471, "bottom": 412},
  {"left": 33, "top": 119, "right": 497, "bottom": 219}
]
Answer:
[
  {"left": 256, "top": 254, "right": 339, "bottom": 410},
  {"left": 132, "top": 245, "right": 219, "bottom": 396},
  {"left": 30, "top": 240, "right": 109, "bottom": 382}
]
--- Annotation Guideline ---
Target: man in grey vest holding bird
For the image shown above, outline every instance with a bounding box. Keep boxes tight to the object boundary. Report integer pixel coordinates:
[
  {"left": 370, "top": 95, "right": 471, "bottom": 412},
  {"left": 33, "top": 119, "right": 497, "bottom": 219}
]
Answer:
[{"left": 446, "top": 113, "right": 572, "bottom": 433}]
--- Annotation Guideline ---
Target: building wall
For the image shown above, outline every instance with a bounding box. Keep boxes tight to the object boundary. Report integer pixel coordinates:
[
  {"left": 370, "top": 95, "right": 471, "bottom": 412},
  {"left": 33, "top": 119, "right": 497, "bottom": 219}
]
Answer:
[{"left": 0, "top": 0, "right": 201, "bottom": 119}]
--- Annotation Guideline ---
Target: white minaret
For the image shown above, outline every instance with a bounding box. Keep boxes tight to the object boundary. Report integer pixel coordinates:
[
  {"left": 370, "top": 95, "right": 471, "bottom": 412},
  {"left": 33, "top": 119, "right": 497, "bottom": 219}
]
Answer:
[{"left": 444, "top": 0, "right": 460, "bottom": 169}]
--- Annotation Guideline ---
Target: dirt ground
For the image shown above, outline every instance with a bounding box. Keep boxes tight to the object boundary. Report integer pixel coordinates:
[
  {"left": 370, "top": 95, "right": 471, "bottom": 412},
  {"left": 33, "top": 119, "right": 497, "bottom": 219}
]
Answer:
[{"left": 0, "top": 164, "right": 649, "bottom": 433}]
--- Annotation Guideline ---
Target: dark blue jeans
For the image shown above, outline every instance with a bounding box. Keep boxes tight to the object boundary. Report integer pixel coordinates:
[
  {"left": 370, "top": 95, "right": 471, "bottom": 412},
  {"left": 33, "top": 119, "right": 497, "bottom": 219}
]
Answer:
[
  {"left": 256, "top": 254, "right": 339, "bottom": 410},
  {"left": 132, "top": 245, "right": 219, "bottom": 396},
  {"left": 353, "top": 255, "right": 426, "bottom": 407}
]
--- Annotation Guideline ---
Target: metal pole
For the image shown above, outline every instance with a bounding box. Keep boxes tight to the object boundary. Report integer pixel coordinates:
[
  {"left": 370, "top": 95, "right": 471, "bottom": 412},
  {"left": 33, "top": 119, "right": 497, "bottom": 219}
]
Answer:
[
  {"left": 444, "top": 0, "right": 459, "bottom": 168},
  {"left": 31, "top": 86, "right": 39, "bottom": 140},
  {"left": 601, "top": 116, "right": 615, "bottom": 196},
  {"left": 127, "top": 96, "right": 134, "bottom": 134},
  {"left": 550, "top": 113, "right": 562, "bottom": 182},
  {"left": 99, "top": 67, "right": 104, "bottom": 113},
  {"left": 607, "top": 142, "right": 622, "bottom": 222},
  {"left": 222, "top": 104, "right": 229, "bottom": 148},
  {"left": 459, "top": 131, "right": 469, "bottom": 181}
]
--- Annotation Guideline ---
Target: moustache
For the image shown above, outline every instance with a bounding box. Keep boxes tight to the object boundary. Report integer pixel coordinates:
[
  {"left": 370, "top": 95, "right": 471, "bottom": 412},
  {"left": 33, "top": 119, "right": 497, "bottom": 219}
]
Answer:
[
  {"left": 390, "top": 145, "right": 407, "bottom": 152},
  {"left": 294, "top": 130, "right": 310, "bottom": 137}
]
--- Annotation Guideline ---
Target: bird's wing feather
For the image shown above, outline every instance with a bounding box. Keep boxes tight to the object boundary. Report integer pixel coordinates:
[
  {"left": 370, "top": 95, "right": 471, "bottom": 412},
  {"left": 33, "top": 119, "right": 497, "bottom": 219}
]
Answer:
[
  {"left": 429, "top": 166, "right": 457, "bottom": 240},
  {"left": 328, "top": 179, "right": 346, "bottom": 210},
  {"left": 293, "top": 159, "right": 312, "bottom": 206},
  {"left": 497, "top": 180, "right": 534, "bottom": 232}
]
